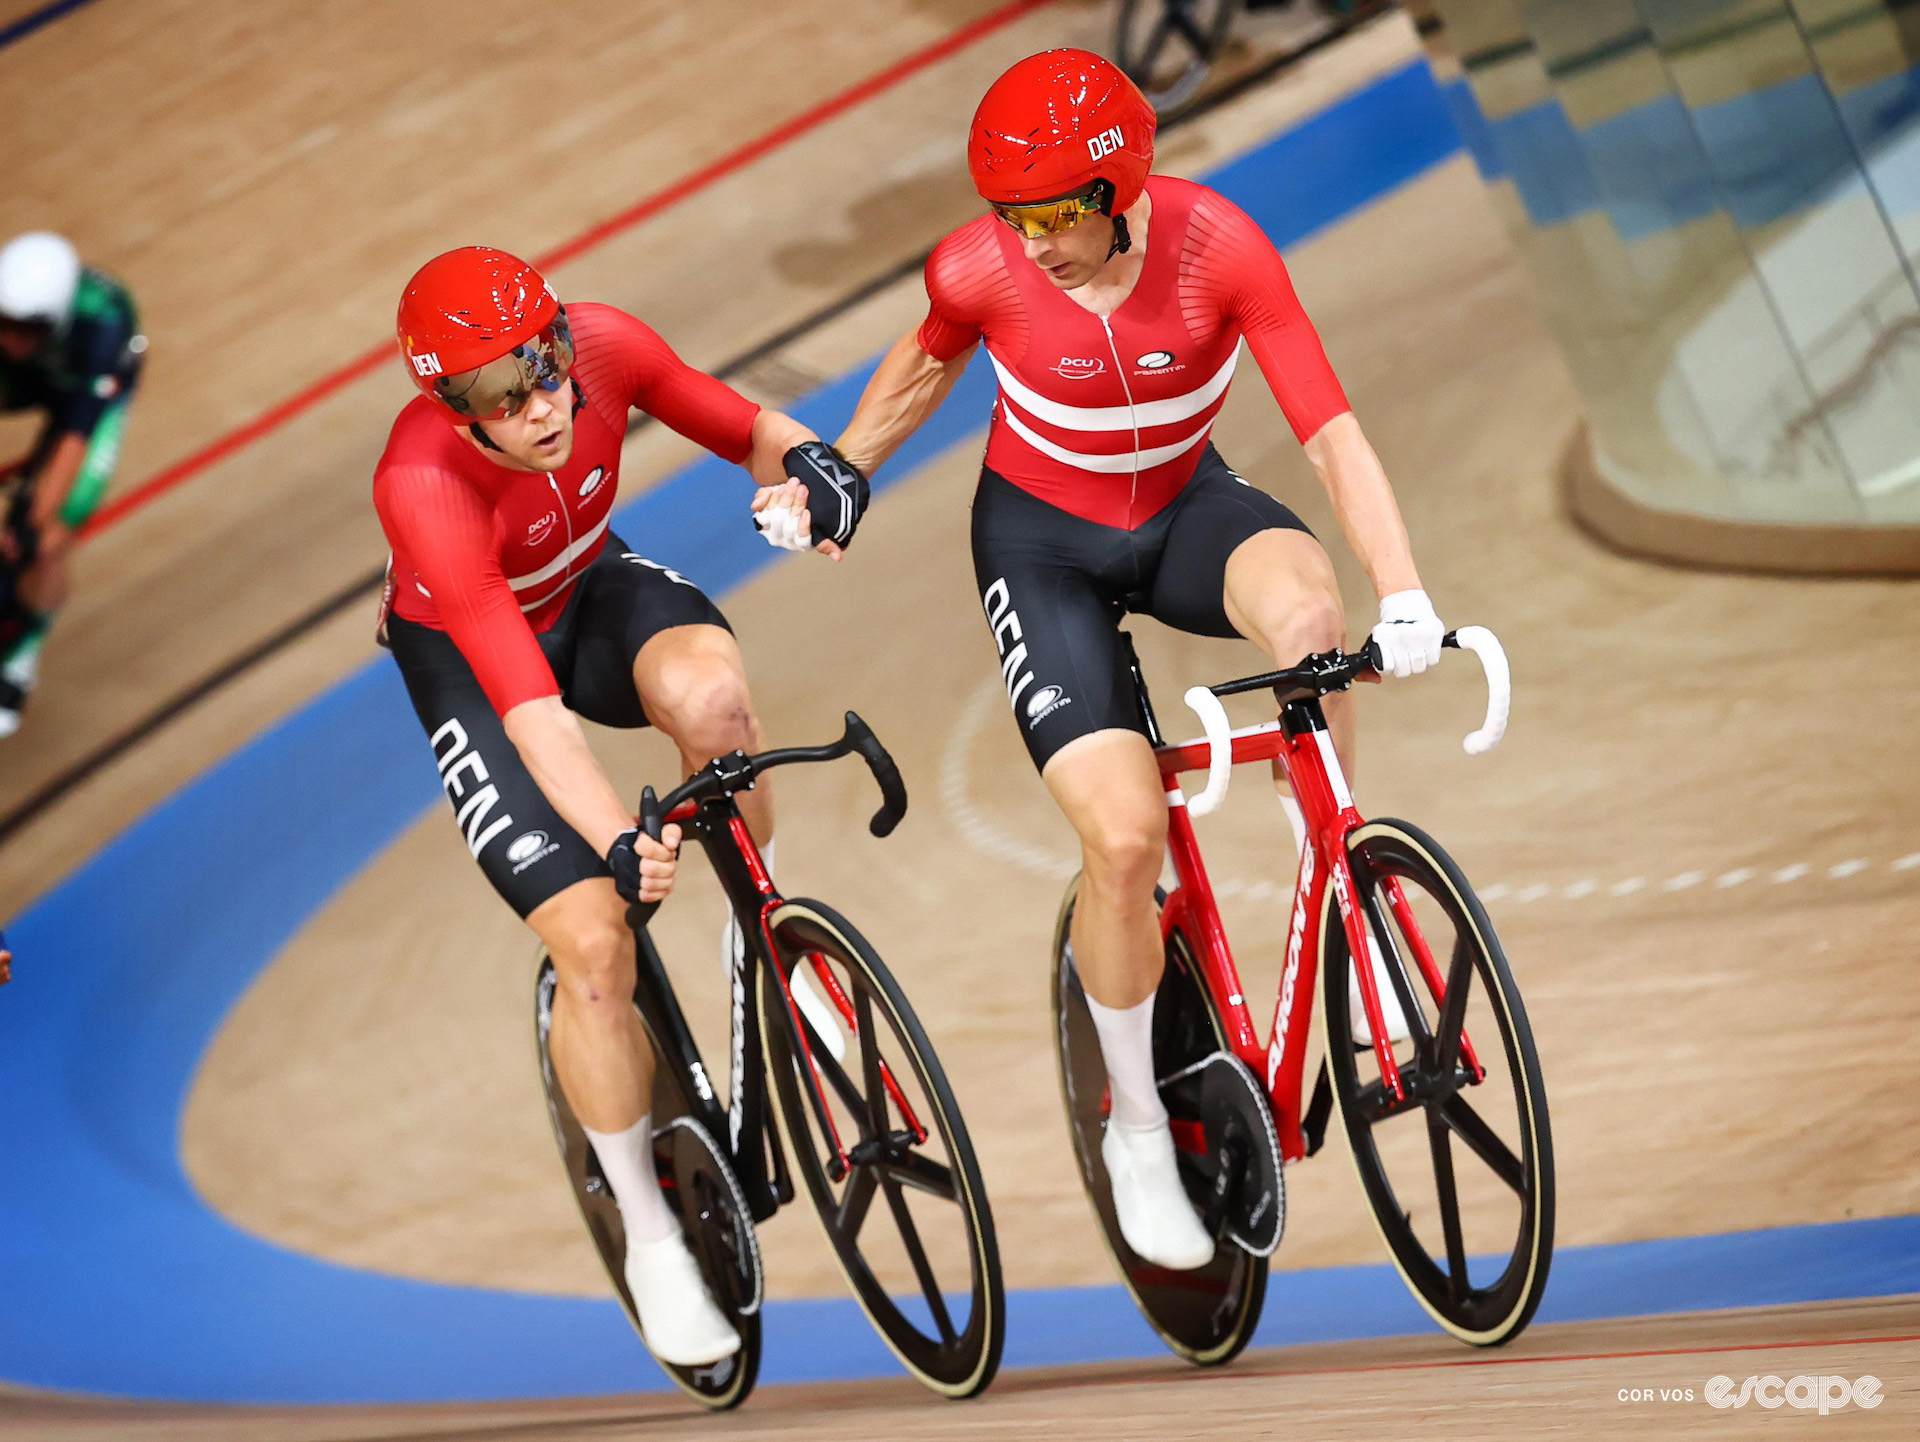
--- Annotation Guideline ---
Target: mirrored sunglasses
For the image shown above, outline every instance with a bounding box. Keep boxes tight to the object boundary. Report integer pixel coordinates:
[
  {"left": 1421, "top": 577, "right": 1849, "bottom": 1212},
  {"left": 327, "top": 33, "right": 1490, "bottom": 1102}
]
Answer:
[{"left": 434, "top": 310, "right": 575, "bottom": 421}]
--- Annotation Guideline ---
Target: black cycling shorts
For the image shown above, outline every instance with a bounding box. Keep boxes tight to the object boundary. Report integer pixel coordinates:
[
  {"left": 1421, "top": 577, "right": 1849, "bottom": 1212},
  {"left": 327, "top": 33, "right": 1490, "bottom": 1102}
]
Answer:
[
  {"left": 388, "top": 534, "right": 730, "bottom": 918},
  {"left": 970, "top": 444, "right": 1313, "bottom": 772}
]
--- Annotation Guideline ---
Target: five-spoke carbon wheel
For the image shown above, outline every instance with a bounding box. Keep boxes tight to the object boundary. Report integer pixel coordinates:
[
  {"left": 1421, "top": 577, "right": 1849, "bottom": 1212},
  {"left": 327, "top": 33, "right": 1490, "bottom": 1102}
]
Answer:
[
  {"left": 1321, "top": 821, "right": 1554, "bottom": 1346},
  {"left": 759, "top": 900, "right": 1004, "bottom": 1398},
  {"left": 1115, "top": 0, "right": 1241, "bottom": 114}
]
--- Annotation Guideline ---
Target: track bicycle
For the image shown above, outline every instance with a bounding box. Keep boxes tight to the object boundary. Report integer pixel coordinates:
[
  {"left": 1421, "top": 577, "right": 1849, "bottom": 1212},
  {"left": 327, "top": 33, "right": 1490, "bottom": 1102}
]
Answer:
[
  {"left": 534, "top": 713, "right": 1004, "bottom": 1409},
  {"left": 1052, "top": 627, "right": 1553, "bottom": 1363},
  {"left": 1113, "top": 0, "right": 1392, "bottom": 114}
]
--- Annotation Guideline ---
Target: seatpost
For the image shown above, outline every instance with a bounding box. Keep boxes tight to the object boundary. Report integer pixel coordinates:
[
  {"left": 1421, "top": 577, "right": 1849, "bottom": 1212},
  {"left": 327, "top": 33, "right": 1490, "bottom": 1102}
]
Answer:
[{"left": 1118, "top": 630, "right": 1164, "bottom": 746}]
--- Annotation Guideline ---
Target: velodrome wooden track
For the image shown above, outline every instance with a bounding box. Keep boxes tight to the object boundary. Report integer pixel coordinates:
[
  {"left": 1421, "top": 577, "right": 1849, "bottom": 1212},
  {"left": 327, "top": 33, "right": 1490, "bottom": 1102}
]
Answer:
[{"left": 2, "top": 2, "right": 1917, "bottom": 1436}]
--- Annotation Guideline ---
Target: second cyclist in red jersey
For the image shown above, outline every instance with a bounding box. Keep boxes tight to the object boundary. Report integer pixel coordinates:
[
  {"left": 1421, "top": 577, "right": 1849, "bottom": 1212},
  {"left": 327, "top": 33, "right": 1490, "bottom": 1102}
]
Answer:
[
  {"left": 759, "top": 50, "right": 1443, "bottom": 1280},
  {"left": 374, "top": 247, "right": 865, "bottom": 1372}
]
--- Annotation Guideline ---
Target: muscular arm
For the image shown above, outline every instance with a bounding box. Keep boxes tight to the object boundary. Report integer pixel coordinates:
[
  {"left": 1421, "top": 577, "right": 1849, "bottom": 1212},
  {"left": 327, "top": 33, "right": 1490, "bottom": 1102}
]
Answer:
[
  {"left": 835, "top": 330, "right": 975, "bottom": 476},
  {"left": 1302, "top": 413, "right": 1421, "bottom": 599},
  {"left": 502, "top": 697, "right": 639, "bottom": 856}
]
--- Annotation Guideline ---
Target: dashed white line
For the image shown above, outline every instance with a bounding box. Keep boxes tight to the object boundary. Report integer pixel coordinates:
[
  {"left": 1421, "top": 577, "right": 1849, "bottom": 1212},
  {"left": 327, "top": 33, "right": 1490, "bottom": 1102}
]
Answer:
[{"left": 939, "top": 678, "right": 1920, "bottom": 912}]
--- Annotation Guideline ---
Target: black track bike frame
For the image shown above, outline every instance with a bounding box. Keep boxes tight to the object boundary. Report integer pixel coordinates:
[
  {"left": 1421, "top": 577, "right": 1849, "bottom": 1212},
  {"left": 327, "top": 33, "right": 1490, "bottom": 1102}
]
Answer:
[{"left": 622, "top": 712, "right": 909, "bottom": 1222}]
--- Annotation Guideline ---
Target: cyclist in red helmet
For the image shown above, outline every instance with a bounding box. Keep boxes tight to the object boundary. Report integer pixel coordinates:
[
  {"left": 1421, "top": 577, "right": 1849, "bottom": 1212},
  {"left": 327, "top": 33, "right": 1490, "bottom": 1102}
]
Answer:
[
  {"left": 376, "top": 246, "right": 864, "bottom": 1367},
  {"left": 761, "top": 49, "right": 1436, "bottom": 1271}
]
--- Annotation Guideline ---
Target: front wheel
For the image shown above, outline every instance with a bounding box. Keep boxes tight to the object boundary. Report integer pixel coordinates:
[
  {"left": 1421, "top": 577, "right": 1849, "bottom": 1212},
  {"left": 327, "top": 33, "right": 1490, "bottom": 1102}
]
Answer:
[
  {"left": 1321, "top": 820, "right": 1555, "bottom": 1346},
  {"left": 759, "top": 900, "right": 1004, "bottom": 1399}
]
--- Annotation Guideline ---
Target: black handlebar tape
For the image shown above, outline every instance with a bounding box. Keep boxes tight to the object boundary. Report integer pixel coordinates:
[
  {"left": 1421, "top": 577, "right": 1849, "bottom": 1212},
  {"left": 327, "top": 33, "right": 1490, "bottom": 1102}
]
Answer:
[
  {"left": 627, "top": 785, "right": 667, "bottom": 931},
  {"left": 844, "top": 711, "right": 908, "bottom": 837},
  {"left": 1442, "top": 630, "right": 1461, "bottom": 649}
]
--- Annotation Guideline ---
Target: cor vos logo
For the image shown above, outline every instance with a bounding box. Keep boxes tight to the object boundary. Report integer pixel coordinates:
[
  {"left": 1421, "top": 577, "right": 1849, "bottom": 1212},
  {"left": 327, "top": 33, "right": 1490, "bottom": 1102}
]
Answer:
[{"left": 1086, "top": 125, "right": 1124, "bottom": 162}]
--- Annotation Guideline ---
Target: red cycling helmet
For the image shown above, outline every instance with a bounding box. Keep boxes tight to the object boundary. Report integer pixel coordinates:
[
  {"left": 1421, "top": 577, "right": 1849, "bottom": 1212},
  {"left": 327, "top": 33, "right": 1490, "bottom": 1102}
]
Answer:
[
  {"left": 396, "top": 247, "right": 573, "bottom": 423},
  {"left": 968, "top": 49, "right": 1156, "bottom": 216}
]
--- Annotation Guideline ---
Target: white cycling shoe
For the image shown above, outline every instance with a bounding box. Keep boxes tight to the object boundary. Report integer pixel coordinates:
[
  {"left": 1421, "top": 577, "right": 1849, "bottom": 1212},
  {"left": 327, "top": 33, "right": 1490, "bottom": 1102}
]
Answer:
[
  {"left": 1349, "top": 937, "right": 1413, "bottom": 1048},
  {"left": 624, "top": 1230, "right": 741, "bottom": 1368},
  {"left": 1102, "top": 1120, "right": 1215, "bottom": 1271}
]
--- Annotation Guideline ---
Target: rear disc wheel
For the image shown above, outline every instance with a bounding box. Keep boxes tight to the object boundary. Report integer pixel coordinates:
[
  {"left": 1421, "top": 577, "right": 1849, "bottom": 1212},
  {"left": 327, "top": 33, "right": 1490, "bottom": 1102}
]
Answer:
[
  {"left": 535, "top": 955, "right": 762, "bottom": 1409},
  {"left": 1051, "top": 878, "right": 1271, "bottom": 1366}
]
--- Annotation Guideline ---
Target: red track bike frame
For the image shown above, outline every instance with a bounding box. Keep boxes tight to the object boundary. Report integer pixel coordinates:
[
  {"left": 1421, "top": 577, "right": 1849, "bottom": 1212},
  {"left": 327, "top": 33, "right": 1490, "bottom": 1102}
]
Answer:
[{"left": 1153, "top": 704, "right": 1483, "bottom": 1163}]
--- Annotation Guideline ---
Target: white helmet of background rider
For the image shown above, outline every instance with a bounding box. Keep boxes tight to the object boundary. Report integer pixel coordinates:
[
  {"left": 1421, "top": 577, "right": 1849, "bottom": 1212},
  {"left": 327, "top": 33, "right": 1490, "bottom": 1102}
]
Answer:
[{"left": 0, "top": 232, "right": 82, "bottom": 329}]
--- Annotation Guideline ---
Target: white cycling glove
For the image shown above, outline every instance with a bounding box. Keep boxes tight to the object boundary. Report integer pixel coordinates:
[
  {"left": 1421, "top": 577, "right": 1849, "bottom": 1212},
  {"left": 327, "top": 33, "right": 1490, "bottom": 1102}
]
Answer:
[
  {"left": 1370, "top": 589, "right": 1444, "bottom": 679},
  {"left": 754, "top": 501, "right": 811, "bottom": 552}
]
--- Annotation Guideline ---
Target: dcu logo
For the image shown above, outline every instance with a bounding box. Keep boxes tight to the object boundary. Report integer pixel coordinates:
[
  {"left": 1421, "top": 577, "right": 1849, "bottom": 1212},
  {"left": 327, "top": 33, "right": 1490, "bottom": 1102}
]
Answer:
[
  {"left": 1051, "top": 356, "right": 1105, "bottom": 380},
  {"left": 527, "top": 512, "right": 557, "bottom": 544}
]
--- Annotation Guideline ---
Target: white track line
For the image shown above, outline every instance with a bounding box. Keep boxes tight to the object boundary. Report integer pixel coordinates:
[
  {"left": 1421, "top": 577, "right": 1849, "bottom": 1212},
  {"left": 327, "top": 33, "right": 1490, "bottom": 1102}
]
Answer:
[{"left": 939, "top": 677, "right": 1920, "bottom": 910}]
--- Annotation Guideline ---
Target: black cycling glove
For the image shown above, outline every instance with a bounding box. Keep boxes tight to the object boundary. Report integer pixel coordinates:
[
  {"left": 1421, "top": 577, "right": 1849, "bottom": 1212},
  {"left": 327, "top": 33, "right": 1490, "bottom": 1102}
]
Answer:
[
  {"left": 605, "top": 828, "right": 644, "bottom": 904},
  {"left": 779, "top": 440, "right": 870, "bottom": 548}
]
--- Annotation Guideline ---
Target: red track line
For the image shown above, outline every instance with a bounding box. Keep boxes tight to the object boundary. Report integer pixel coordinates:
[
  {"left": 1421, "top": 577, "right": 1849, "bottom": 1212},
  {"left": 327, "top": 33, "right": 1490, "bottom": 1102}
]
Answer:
[{"left": 79, "top": 0, "right": 1053, "bottom": 542}]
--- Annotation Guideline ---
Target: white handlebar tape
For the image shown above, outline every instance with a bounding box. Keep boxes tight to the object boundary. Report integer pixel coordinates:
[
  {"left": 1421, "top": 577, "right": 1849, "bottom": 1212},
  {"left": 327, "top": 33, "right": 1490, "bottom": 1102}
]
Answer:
[
  {"left": 1183, "top": 686, "right": 1236, "bottom": 816},
  {"left": 1453, "top": 626, "right": 1510, "bottom": 755}
]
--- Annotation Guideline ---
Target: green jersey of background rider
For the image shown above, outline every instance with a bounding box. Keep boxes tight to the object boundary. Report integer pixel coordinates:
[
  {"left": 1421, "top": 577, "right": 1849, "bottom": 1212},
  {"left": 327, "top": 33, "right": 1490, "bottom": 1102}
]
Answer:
[
  {"left": 0, "top": 234, "right": 146, "bottom": 738},
  {"left": 0, "top": 266, "right": 144, "bottom": 448}
]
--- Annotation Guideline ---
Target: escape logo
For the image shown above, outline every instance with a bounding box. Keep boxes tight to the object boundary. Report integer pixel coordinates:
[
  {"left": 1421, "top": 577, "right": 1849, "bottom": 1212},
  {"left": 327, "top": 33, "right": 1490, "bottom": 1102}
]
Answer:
[{"left": 1704, "top": 1374, "right": 1882, "bottom": 1413}]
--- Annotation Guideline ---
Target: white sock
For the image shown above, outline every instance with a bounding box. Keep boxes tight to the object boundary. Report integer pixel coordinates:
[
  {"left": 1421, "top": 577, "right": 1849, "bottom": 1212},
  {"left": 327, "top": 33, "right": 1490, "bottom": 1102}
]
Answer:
[
  {"left": 582, "top": 1114, "right": 679, "bottom": 1244},
  {"left": 1085, "top": 991, "right": 1168, "bottom": 1132}
]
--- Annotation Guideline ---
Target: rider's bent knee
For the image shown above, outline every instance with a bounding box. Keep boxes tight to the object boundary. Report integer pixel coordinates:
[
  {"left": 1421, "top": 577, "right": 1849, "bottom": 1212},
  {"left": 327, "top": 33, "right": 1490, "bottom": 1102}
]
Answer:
[
  {"left": 1261, "top": 592, "right": 1344, "bottom": 664},
  {"left": 554, "top": 919, "right": 636, "bottom": 1007},
  {"left": 1080, "top": 807, "right": 1168, "bottom": 892},
  {"left": 660, "top": 663, "right": 757, "bottom": 757}
]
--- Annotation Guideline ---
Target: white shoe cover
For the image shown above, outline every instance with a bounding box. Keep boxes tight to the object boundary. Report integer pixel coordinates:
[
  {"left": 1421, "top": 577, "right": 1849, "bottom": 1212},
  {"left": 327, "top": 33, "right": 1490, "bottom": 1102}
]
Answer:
[
  {"left": 624, "top": 1231, "right": 741, "bottom": 1367},
  {"left": 1349, "top": 936, "right": 1412, "bottom": 1048},
  {"left": 0, "top": 707, "right": 19, "bottom": 739},
  {"left": 1102, "top": 1120, "right": 1215, "bottom": 1271}
]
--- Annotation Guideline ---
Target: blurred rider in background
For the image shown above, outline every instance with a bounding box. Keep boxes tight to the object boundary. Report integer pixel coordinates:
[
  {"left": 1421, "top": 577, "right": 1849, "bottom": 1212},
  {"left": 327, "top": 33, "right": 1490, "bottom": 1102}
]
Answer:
[{"left": 0, "top": 231, "right": 145, "bottom": 737}]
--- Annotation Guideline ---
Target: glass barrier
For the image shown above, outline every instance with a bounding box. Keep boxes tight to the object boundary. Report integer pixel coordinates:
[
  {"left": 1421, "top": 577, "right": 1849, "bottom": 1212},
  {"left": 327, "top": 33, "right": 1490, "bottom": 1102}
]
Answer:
[{"left": 1428, "top": 0, "right": 1920, "bottom": 539}]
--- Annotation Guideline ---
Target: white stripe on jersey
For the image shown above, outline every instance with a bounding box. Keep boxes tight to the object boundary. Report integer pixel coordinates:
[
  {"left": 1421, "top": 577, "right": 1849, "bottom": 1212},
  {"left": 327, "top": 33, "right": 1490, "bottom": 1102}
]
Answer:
[
  {"left": 506, "top": 512, "right": 612, "bottom": 591},
  {"left": 988, "top": 344, "right": 1239, "bottom": 432},
  {"left": 998, "top": 405, "right": 1218, "bottom": 474}
]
